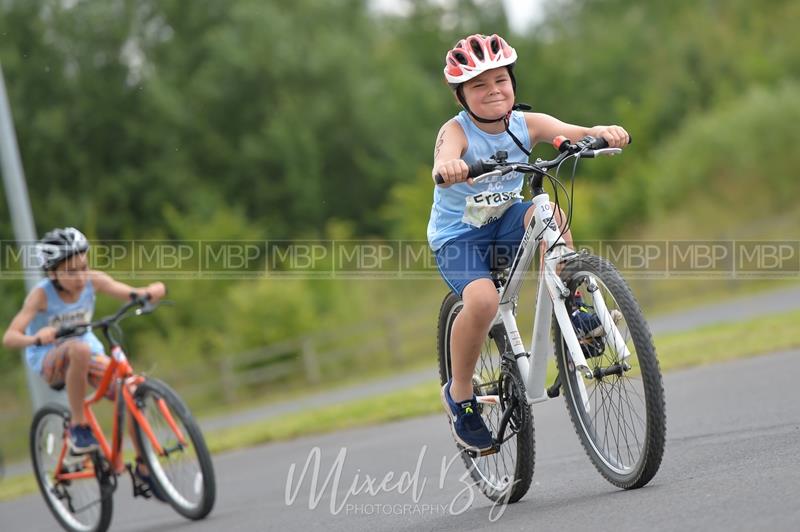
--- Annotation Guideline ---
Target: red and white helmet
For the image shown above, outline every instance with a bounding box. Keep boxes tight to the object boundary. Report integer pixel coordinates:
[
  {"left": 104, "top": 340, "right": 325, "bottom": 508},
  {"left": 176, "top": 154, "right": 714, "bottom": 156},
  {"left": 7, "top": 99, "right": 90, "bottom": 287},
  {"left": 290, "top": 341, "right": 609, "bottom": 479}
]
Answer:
[{"left": 443, "top": 34, "right": 518, "bottom": 85}]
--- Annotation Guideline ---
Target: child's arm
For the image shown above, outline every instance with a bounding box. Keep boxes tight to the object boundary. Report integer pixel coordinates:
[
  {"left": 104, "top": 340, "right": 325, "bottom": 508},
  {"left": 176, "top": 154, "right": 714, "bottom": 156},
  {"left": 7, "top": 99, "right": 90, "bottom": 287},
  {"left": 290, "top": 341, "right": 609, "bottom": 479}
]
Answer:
[
  {"left": 2, "top": 288, "right": 53, "bottom": 349},
  {"left": 90, "top": 271, "right": 166, "bottom": 302},
  {"left": 525, "top": 113, "right": 629, "bottom": 148},
  {"left": 432, "top": 119, "right": 470, "bottom": 187}
]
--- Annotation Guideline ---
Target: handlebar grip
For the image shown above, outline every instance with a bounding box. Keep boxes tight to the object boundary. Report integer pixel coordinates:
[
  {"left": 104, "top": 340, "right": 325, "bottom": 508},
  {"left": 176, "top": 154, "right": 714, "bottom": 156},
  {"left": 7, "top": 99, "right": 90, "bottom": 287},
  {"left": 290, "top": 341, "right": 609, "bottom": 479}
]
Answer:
[
  {"left": 55, "top": 325, "right": 80, "bottom": 339},
  {"left": 589, "top": 135, "right": 633, "bottom": 149},
  {"left": 434, "top": 160, "right": 491, "bottom": 185},
  {"left": 467, "top": 160, "right": 489, "bottom": 178},
  {"left": 588, "top": 137, "right": 609, "bottom": 150},
  {"left": 129, "top": 291, "right": 152, "bottom": 302}
]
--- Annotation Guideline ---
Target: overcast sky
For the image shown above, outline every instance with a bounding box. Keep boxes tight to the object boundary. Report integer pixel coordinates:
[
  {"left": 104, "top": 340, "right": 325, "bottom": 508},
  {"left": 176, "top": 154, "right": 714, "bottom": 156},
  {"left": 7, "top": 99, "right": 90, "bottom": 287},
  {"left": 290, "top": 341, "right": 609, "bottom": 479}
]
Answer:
[
  {"left": 503, "top": 0, "right": 546, "bottom": 32},
  {"left": 372, "top": 0, "right": 545, "bottom": 34}
]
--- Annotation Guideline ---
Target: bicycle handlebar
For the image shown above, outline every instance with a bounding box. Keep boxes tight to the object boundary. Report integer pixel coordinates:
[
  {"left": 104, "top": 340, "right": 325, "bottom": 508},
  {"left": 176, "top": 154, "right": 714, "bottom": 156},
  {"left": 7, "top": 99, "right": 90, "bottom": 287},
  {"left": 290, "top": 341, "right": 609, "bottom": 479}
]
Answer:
[
  {"left": 433, "top": 134, "right": 631, "bottom": 185},
  {"left": 55, "top": 293, "right": 164, "bottom": 340}
]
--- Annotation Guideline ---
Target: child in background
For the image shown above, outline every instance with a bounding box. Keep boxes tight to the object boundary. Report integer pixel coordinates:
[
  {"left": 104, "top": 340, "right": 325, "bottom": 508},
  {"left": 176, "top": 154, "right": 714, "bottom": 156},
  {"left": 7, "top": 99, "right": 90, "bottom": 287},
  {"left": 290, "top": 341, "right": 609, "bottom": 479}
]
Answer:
[{"left": 3, "top": 227, "right": 167, "bottom": 499}]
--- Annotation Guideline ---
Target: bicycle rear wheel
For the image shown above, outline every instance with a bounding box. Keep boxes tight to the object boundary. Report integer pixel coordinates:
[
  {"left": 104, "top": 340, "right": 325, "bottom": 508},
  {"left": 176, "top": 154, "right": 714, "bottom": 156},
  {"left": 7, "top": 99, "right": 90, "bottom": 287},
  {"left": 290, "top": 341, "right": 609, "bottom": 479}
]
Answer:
[
  {"left": 437, "top": 291, "right": 535, "bottom": 503},
  {"left": 554, "top": 253, "right": 666, "bottom": 488},
  {"left": 133, "top": 378, "right": 216, "bottom": 519},
  {"left": 30, "top": 404, "right": 113, "bottom": 532}
]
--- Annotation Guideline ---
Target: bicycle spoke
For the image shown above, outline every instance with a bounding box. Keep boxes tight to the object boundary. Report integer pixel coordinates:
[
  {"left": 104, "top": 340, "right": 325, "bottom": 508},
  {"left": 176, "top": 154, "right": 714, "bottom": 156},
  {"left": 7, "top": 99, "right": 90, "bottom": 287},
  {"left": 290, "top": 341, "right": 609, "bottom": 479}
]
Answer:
[
  {"left": 32, "top": 407, "right": 109, "bottom": 532},
  {"left": 558, "top": 261, "right": 665, "bottom": 482},
  {"left": 438, "top": 294, "right": 534, "bottom": 503}
]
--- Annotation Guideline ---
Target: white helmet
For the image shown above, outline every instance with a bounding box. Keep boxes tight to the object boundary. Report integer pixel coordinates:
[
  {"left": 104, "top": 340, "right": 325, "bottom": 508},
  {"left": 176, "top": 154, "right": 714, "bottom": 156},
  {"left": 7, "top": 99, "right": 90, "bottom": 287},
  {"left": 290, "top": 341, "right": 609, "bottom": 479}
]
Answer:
[{"left": 36, "top": 227, "right": 90, "bottom": 271}]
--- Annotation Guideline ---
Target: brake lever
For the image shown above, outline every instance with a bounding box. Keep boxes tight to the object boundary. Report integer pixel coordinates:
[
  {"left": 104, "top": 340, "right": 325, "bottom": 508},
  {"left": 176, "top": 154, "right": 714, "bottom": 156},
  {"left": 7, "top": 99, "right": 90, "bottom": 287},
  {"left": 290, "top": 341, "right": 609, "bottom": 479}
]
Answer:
[
  {"left": 580, "top": 147, "right": 623, "bottom": 159},
  {"left": 595, "top": 148, "right": 622, "bottom": 157},
  {"left": 471, "top": 169, "right": 505, "bottom": 184},
  {"left": 135, "top": 299, "right": 174, "bottom": 316}
]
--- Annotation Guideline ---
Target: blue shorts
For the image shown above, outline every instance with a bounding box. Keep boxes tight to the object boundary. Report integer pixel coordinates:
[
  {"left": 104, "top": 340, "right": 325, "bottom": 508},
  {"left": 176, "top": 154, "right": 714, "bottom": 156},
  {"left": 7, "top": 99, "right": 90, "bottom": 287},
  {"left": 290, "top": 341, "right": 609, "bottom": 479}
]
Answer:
[
  {"left": 435, "top": 201, "right": 532, "bottom": 297},
  {"left": 26, "top": 331, "right": 104, "bottom": 374}
]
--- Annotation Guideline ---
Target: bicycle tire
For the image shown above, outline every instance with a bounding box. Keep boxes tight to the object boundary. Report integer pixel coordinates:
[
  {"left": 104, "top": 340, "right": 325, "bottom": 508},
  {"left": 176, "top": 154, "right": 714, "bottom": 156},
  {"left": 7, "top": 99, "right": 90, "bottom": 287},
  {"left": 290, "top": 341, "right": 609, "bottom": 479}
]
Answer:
[
  {"left": 554, "top": 253, "right": 666, "bottom": 488},
  {"left": 30, "top": 403, "right": 113, "bottom": 532},
  {"left": 133, "top": 378, "right": 216, "bottom": 519},
  {"left": 437, "top": 291, "right": 535, "bottom": 503}
]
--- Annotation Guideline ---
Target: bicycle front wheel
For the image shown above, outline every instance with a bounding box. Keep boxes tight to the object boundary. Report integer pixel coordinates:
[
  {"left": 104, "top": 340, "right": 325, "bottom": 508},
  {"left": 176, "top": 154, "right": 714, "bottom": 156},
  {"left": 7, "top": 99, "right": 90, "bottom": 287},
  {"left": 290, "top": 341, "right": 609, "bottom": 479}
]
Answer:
[
  {"left": 30, "top": 404, "right": 113, "bottom": 532},
  {"left": 133, "top": 378, "right": 216, "bottom": 519},
  {"left": 437, "top": 291, "right": 535, "bottom": 503},
  {"left": 554, "top": 253, "right": 666, "bottom": 489}
]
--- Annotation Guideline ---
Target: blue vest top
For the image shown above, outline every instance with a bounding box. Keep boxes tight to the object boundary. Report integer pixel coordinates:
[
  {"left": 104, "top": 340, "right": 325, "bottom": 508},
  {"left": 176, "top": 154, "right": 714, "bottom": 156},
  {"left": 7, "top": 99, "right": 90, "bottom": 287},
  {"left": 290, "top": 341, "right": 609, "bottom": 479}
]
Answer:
[
  {"left": 25, "top": 278, "right": 104, "bottom": 373},
  {"left": 427, "top": 110, "right": 531, "bottom": 251}
]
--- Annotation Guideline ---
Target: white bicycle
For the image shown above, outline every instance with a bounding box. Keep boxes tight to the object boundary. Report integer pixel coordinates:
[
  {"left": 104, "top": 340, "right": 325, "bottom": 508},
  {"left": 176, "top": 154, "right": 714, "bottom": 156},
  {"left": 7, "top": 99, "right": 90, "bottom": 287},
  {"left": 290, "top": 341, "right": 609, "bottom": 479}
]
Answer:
[{"left": 436, "top": 136, "right": 666, "bottom": 503}]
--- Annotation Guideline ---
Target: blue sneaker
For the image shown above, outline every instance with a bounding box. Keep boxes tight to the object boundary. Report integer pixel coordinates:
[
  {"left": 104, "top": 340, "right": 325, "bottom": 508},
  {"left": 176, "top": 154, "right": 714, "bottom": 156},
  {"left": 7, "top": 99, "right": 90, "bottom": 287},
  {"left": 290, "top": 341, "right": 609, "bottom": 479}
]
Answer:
[
  {"left": 68, "top": 424, "right": 99, "bottom": 454},
  {"left": 571, "top": 306, "right": 603, "bottom": 337},
  {"left": 569, "top": 291, "right": 622, "bottom": 358},
  {"left": 441, "top": 380, "right": 494, "bottom": 453},
  {"left": 133, "top": 457, "right": 168, "bottom": 503}
]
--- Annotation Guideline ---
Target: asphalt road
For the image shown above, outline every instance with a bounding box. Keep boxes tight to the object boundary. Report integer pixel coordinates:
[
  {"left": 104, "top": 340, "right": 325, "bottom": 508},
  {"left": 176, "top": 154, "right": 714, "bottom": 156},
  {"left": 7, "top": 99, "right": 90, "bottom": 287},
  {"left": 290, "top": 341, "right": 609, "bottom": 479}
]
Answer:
[{"left": 3, "top": 348, "right": 799, "bottom": 531}]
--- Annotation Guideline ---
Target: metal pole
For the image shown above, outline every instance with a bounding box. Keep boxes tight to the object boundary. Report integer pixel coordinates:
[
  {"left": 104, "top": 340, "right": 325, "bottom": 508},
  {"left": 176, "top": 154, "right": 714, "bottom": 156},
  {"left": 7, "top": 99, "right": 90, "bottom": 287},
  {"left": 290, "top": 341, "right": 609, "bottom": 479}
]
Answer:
[{"left": 0, "top": 62, "right": 66, "bottom": 410}]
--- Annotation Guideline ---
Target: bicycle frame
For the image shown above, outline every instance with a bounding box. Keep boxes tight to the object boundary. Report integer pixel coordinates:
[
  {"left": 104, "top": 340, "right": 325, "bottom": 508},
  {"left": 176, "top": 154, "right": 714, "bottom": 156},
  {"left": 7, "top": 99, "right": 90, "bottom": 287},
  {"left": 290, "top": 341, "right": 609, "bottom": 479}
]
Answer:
[
  {"left": 52, "top": 342, "right": 188, "bottom": 484},
  {"left": 477, "top": 180, "right": 632, "bottom": 410}
]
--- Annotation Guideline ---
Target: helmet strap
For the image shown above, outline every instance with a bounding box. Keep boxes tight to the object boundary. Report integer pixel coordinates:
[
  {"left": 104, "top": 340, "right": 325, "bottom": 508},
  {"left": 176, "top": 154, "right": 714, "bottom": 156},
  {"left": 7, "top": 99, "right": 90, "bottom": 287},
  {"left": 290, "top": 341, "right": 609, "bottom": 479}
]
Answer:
[
  {"left": 455, "top": 85, "right": 505, "bottom": 123},
  {"left": 456, "top": 86, "right": 533, "bottom": 157},
  {"left": 502, "top": 112, "right": 532, "bottom": 157},
  {"left": 47, "top": 273, "right": 66, "bottom": 292}
]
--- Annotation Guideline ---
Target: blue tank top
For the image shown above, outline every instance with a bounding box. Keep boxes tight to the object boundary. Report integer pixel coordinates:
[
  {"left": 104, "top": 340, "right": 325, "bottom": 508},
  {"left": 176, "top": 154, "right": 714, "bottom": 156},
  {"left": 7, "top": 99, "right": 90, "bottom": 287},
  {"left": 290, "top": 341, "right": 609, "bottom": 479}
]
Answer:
[
  {"left": 427, "top": 110, "right": 532, "bottom": 251},
  {"left": 25, "top": 278, "right": 104, "bottom": 373}
]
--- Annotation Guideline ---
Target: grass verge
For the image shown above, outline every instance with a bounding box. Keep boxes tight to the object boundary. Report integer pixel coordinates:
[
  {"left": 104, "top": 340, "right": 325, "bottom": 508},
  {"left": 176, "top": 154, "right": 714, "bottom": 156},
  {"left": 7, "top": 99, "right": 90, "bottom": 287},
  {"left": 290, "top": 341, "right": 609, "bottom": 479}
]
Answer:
[{"left": 205, "top": 307, "right": 800, "bottom": 455}]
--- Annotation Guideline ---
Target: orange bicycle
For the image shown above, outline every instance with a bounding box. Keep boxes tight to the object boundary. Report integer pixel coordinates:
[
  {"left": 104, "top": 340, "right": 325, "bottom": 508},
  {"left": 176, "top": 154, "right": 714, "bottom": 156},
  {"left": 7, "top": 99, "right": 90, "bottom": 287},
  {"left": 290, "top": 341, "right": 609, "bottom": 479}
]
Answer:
[{"left": 29, "top": 295, "right": 216, "bottom": 532}]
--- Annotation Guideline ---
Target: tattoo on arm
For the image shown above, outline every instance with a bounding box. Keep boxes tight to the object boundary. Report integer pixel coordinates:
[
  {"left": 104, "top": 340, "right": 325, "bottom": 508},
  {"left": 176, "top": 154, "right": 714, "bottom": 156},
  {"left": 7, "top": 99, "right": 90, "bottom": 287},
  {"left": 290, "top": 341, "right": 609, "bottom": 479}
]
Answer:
[{"left": 434, "top": 131, "right": 446, "bottom": 160}]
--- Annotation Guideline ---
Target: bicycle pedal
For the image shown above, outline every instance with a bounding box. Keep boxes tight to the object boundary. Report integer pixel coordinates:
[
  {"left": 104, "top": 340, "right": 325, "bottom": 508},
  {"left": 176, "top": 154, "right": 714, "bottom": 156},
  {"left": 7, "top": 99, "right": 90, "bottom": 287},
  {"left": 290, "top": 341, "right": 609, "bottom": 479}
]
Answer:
[
  {"left": 479, "top": 445, "right": 499, "bottom": 457},
  {"left": 462, "top": 443, "right": 499, "bottom": 458},
  {"left": 62, "top": 451, "right": 91, "bottom": 468},
  {"left": 547, "top": 374, "right": 562, "bottom": 398},
  {"left": 126, "top": 463, "right": 153, "bottom": 499}
]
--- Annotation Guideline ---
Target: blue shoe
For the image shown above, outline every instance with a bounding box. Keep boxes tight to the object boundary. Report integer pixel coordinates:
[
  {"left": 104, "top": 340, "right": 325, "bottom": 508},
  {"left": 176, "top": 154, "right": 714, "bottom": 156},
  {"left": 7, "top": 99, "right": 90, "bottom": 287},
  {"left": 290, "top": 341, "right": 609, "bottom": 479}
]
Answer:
[
  {"left": 68, "top": 424, "right": 99, "bottom": 454},
  {"left": 134, "top": 457, "right": 168, "bottom": 503},
  {"left": 569, "top": 291, "right": 623, "bottom": 358},
  {"left": 571, "top": 306, "right": 603, "bottom": 337},
  {"left": 441, "top": 380, "right": 494, "bottom": 453}
]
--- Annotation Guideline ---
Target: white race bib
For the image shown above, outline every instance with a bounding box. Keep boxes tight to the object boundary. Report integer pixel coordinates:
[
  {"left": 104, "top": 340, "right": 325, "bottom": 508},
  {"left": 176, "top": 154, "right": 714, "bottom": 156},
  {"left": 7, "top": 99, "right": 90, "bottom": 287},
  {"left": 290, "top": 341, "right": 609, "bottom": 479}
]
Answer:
[{"left": 461, "top": 191, "right": 522, "bottom": 228}]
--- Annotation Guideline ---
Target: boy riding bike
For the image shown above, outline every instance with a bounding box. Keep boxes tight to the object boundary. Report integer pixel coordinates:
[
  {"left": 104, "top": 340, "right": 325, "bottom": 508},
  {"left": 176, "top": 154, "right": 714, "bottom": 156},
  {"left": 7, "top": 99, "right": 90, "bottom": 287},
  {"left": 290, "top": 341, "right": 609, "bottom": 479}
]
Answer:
[
  {"left": 430, "top": 34, "right": 630, "bottom": 453},
  {"left": 2, "top": 227, "right": 167, "bottom": 498}
]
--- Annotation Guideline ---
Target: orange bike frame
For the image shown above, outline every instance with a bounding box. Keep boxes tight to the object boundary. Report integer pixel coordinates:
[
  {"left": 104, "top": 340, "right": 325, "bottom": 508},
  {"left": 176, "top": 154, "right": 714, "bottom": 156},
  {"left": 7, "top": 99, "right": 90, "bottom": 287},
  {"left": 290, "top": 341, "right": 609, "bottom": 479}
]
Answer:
[{"left": 52, "top": 345, "right": 188, "bottom": 483}]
